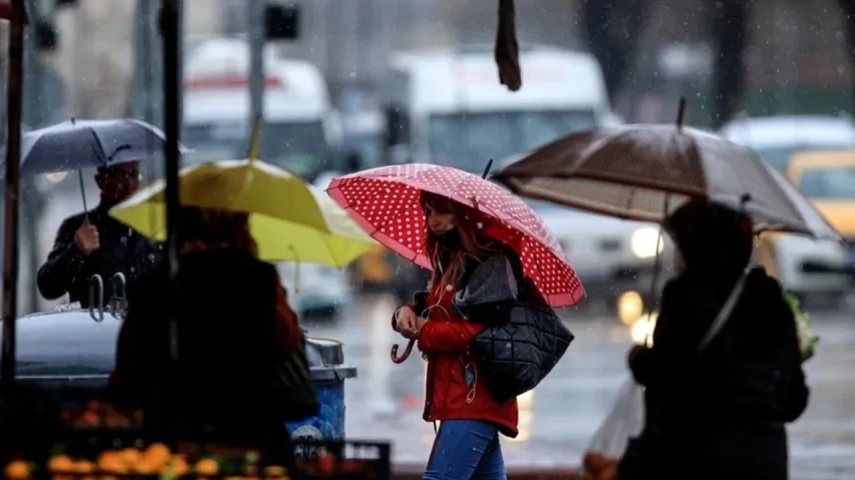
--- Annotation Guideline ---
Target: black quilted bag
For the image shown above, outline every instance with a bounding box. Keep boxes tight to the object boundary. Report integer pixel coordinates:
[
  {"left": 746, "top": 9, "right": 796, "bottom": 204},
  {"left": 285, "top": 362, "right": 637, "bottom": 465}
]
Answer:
[{"left": 469, "top": 280, "right": 574, "bottom": 403}]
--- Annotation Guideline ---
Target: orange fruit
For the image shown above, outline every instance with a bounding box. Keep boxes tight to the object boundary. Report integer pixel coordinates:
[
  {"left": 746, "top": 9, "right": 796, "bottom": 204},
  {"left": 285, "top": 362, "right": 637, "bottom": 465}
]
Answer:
[
  {"left": 96, "top": 451, "right": 125, "bottom": 472},
  {"left": 47, "top": 455, "right": 73, "bottom": 473},
  {"left": 5, "top": 460, "right": 30, "bottom": 479},
  {"left": 264, "top": 466, "right": 286, "bottom": 476},
  {"left": 72, "top": 461, "right": 94, "bottom": 474},
  {"left": 119, "top": 448, "right": 141, "bottom": 467},
  {"left": 131, "top": 461, "right": 156, "bottom": 475},
  {"left": 145, "top": 443, "right": 170, "bottom": 464},
  {"left": 50, "top": 475, "right": 72, "bottom": 480},
  {"left": 195, "top": 458, "right": 219, "bottom": 476},
  {"left": 161, "top": 457, "right": 188, "bottom": 476}
]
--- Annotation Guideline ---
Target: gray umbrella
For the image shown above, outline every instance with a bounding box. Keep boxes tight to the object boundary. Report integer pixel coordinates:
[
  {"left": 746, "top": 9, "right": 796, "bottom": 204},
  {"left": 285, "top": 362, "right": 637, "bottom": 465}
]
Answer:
[
  {"left": 14, "top": 118, "right": 189, "bottom": 213},
  {"left": 18, "top": 118, "right": 187, "bottom": 176}
]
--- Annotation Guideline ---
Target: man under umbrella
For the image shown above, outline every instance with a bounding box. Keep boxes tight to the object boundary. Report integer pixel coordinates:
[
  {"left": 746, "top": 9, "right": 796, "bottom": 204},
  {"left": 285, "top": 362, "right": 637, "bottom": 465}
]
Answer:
[{"left": 37, "top": 161, "right": 165, "bottom": 306}]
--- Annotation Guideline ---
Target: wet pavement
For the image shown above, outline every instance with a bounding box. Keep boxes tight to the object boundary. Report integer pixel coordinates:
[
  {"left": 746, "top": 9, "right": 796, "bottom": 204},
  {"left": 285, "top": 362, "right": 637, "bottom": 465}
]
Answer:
[{"left": 306, "top": 294, "right": 855, "bottom": 479}]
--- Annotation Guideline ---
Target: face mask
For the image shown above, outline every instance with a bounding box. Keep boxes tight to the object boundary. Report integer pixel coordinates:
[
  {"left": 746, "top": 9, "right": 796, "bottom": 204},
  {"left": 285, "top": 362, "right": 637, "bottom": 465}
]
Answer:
[{"left": 434, "top": 227, "right": 460, "bottom": 250}]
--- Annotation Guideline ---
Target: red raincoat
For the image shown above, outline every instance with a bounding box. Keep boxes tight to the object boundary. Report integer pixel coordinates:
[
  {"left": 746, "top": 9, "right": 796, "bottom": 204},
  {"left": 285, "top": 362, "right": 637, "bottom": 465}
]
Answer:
[{"left": 398, "top": 284, "right": 519, "bottom": 438}]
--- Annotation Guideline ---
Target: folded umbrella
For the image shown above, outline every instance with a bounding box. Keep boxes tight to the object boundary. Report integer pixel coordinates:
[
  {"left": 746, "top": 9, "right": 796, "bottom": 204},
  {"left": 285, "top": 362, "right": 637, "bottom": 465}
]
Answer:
[
  {"left": 109, "top": 158, "right": 376, "bottom": 267},
  {"left": 493, "top": 100, "right": 840, "bottom": 241}
]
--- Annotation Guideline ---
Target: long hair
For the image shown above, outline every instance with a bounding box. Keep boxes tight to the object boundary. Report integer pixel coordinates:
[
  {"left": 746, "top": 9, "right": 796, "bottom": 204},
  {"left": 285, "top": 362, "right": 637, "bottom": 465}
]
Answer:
[
  {"left": 178, "top": 207, "right": 259, "bottom": 257},
  {"left": 420, "top": 192, "right": 497, "bottom": 293}
]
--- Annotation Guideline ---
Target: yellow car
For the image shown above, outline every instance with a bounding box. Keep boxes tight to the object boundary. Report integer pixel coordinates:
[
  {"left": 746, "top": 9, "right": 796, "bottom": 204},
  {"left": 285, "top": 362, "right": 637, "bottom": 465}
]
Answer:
[{"left": 754, "top": 150, "right": 855, "bottom": 304}]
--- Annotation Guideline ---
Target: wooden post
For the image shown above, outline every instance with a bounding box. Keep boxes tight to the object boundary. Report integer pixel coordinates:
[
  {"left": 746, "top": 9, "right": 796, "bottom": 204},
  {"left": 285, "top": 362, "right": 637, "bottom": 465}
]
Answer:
[{"left": 1, "top": 0, "right": 29, "bottom": 389}]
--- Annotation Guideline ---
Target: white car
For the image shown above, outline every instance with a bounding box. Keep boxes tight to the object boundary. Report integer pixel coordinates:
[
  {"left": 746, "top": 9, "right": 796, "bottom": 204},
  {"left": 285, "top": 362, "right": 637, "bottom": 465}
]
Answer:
[
  {"left": 276, "top": 172, "right": 353, "bottom": 318},
  {"left": 719, "top": 115, "right": 855, "bottom": 303},
  {"left": 526, "top": 199, "right": 674, "bottom": 318}
]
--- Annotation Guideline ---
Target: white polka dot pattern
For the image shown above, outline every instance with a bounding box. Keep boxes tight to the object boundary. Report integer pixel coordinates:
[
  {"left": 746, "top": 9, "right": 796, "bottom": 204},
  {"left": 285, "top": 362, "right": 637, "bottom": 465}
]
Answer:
[{"left": 327, "top": 163, "right": 585, "bottom": 307}]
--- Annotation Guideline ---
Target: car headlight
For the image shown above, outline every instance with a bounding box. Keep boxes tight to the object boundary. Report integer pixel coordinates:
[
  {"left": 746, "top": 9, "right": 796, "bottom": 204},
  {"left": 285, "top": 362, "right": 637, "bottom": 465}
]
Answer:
[
  {"left": 45, "top": 171, "right": 69, "bottom": 183},
  {"left": 630, "top": 227, "right": 664, "bottom": 259}
]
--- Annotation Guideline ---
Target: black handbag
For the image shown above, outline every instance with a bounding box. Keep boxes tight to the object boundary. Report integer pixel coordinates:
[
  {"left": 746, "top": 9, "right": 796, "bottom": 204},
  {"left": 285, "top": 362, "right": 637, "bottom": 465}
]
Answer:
[
  {"left": 617, "top": 268, "right": 749, "bottom": 479},
  {"left": 466, "top": 255, "right": 574, "bottom": 403}
]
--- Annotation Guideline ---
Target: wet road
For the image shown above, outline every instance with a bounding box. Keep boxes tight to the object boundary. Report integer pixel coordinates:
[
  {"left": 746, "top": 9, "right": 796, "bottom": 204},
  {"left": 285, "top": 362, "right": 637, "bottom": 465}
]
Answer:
[{"left": 306, "top": 294, "right": 855, "bottom": 479}]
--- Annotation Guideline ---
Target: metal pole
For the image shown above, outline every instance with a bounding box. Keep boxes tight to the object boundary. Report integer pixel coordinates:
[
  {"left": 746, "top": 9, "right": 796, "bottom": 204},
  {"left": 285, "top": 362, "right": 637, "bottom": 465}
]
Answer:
[
  {"left": 248, "top": 0, "right": 265, "bottom": 150},
  {"left": 2, "top": 0, "right": 28, "bottom": 389},
  {"left": 160, "top": 0, "right": 181, "bottom": 361},
  {"left": 133, "top": 0, "right": 164, "bottom": 128}
]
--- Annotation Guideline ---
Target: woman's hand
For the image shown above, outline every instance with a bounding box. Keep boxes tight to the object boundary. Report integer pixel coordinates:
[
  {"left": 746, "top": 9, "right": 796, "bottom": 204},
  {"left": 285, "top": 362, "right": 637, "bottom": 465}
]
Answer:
[
  {"left": 395, "top": 306, "right": 418, "bottom": 335},
  {"left": 401, "top": 317, "right": 427, "bottom": 339}
]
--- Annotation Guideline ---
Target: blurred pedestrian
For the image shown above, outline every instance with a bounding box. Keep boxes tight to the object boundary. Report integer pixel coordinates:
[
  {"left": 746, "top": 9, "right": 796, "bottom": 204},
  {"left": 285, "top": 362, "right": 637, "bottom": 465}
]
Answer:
[
  {"left": 622, "top": 200, "right": 809, "bottom": 480},
  {"left": 36, "top": 162, "right": 164, "bottom": 306},
  {"left": 110, "top": 206, "right": 316, "bottom": 445},
  {"left": 392, "top": 192, "right": 521, "bottom": 480}
]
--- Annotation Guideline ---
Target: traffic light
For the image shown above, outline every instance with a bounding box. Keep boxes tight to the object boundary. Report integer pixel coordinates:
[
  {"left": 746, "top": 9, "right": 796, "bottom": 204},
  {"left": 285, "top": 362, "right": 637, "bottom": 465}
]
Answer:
[{"left": 265, "top": 3, "right": 299, "bottom": 40}]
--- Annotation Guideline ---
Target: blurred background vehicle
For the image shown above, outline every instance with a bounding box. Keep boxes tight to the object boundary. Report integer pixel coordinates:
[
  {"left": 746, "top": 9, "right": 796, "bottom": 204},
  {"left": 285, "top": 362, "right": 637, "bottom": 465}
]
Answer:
[
  {"left": 788, "top": 150, "right": 855, "bottom": 286},
  {"left": 272, "top": 173, "right": 354, "bottom": 321},
  {"left": 366, "top": 44, "right": 618, "bottom": 302},
  {"left": 182, "top": 37, "right": 344, "bottom": 181},
  {"left": 720, "top": 115, "right": 855, "bottom": 305},
  {"left": 525, "top": 199, "right": 674, "bottom": 319}
]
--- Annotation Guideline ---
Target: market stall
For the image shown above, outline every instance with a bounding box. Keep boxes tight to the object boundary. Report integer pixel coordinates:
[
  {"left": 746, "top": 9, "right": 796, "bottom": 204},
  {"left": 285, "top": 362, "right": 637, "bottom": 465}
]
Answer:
[{"left": 0, "top": 2, "right": 389, "bottom": 478}]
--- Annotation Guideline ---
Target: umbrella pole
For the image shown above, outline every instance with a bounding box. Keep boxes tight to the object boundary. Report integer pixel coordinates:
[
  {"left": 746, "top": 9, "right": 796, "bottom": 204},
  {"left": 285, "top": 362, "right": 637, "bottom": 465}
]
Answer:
[
  {"left": 1, "top": 0, "right": 27, "bottom": 390},
  {"left": 77, "top": 169, "right": 89, "bottom": 219}
]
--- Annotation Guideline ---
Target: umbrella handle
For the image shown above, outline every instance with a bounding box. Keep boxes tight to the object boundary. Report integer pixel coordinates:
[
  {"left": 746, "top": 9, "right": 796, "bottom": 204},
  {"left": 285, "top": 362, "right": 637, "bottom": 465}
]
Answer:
[{"left": 391, "top": 339, "right": 415, "bottom": 363}]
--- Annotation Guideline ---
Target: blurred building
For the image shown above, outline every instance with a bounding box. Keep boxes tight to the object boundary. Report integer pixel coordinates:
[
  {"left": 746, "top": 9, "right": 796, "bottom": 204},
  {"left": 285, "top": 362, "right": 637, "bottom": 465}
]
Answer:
[{"left": 2, "top": 0, "right": 853, "bottom": 126}]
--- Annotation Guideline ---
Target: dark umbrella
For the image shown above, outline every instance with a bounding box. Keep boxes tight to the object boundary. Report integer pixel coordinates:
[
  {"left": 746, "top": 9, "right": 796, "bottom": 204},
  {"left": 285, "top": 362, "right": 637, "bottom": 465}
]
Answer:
[
  {"left": 13, "top": 118, "right": 188, "bottom": 216},
  {"left": 493, "top": 98, "right": 840, "bottom": 241}
]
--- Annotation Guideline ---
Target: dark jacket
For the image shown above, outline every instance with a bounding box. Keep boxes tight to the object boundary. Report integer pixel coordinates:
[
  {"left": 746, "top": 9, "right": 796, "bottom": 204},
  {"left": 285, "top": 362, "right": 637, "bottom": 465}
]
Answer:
[
  {"left": 628, "top": 267, "right": 809, "bottom": 480},
  {"left": 37, "top": 204, "right": 164, "bottom": 307},
  {"left": 110, "top": 248, "right": 315, "bottom": 442}
]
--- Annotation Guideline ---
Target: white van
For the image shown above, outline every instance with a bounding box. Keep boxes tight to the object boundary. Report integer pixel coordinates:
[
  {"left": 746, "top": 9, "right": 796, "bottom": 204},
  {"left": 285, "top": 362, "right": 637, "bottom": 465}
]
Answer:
[
  {"left": 183, "top": 38, "right": 343, "bottom": 180},
  {"left": 380, "top": 44, "right": 618, "bottom": 172}
]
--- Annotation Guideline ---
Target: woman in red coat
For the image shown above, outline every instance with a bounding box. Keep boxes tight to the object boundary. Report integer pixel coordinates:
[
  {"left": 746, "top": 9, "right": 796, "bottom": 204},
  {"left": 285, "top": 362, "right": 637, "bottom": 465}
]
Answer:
[{"left": 393, "top": 192, "right": 519, "bottom": 480}]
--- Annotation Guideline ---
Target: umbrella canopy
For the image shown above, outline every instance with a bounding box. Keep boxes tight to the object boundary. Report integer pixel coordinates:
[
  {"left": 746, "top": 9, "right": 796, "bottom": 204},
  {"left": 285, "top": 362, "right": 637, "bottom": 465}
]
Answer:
[
  {"left": 16, "top": 118, "right": 188, "bottom": 176},
  {"left": 110, "top": 159, "right": 375, "bottom": 267},
  {"left": 327, "top": 163, "right": 584, "bottom": 307},
  {"left": 493, "top": 124, "right": 841, "bottom": 241}
]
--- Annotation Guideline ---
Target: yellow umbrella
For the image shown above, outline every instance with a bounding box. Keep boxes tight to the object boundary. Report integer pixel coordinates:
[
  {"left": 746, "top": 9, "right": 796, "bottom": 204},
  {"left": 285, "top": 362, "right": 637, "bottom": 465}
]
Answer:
[{"left": 109, "top": 158, "right": 376, "bottom": 268}]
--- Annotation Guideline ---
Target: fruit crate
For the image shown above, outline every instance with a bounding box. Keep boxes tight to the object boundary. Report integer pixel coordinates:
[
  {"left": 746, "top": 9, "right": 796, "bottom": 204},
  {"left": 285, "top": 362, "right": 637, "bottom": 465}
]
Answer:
[
  {"left": 0, "top": 389, "right": 390, "bottom": 480},
  {"left": 2, "top": 439, "right": 390, "bottom": 480}
]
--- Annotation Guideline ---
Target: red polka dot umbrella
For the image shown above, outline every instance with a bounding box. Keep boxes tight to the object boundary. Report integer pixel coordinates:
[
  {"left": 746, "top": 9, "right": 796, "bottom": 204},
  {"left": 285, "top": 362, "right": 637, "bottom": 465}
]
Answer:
[{"left": 326, "top": 163, "right": 585, "bottom": 307}]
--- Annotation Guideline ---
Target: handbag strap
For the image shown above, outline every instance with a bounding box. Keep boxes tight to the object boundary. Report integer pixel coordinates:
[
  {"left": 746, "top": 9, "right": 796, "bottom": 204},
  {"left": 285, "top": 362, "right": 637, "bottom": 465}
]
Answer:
[{"left": 696, "top": 266, "right": 751, "bottom": 354}]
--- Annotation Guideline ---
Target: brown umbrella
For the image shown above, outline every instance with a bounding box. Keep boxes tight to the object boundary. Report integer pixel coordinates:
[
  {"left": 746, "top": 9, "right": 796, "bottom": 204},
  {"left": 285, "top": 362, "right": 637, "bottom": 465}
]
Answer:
[{"left": 493, "top": 99, "right": 841, "bottom": 240}]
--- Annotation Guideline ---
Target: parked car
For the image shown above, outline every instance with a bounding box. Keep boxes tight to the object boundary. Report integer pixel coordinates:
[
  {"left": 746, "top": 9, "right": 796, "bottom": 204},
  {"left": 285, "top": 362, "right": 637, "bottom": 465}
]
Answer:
[
  {"left": 786, "top": 150, "right": 855, "bottom": 284},
  {"left": 720, "top": 115, "right": 855, "bottom": 304}
]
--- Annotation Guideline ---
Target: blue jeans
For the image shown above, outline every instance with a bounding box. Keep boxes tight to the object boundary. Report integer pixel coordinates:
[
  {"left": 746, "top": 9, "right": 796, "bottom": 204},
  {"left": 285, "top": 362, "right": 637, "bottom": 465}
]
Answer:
[{"left": 423, "top": 420, "right": 507, "bottom": 480}]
